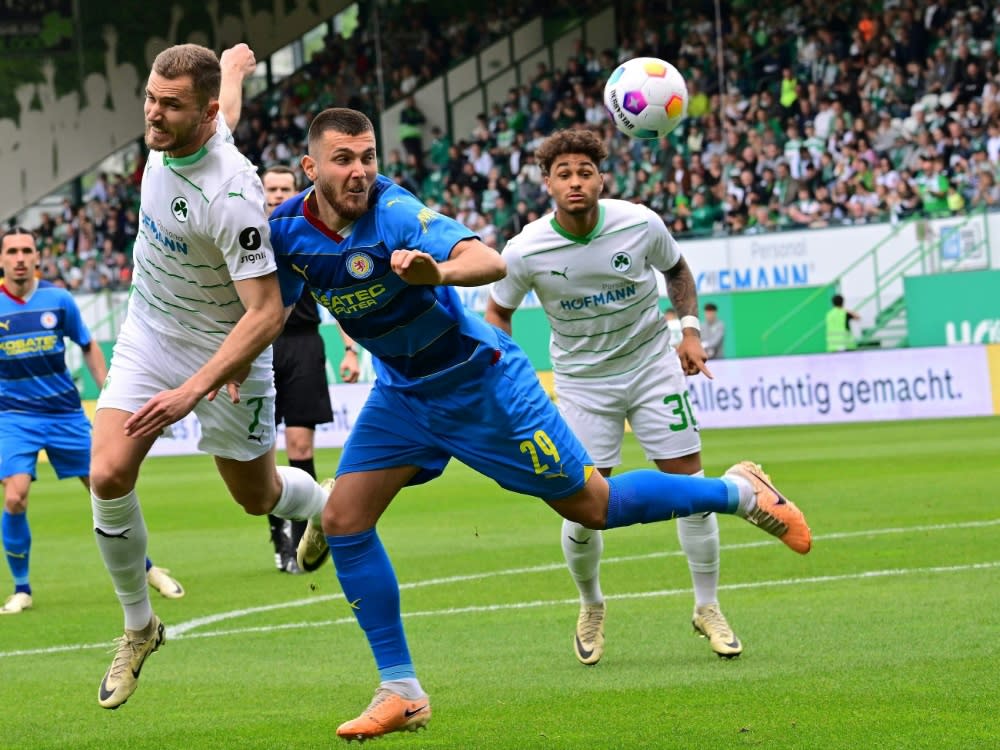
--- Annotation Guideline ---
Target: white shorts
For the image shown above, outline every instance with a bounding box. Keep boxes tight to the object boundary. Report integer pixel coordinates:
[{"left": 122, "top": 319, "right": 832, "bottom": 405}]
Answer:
[
  {"left": 98, "top": 314, "right": 276, "bottom": 461},
  {"left": 555, "top": 353, "right": 701, "bottom": 468}
]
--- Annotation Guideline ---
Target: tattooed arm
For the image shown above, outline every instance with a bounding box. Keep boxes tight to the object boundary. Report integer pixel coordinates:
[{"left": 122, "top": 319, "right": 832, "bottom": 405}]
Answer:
[
  {"left": 662, "top": 256, "right": 712, "bottom": 379},
  {"left": 664, "top": 256, "right": 699, "bottom": 319}
]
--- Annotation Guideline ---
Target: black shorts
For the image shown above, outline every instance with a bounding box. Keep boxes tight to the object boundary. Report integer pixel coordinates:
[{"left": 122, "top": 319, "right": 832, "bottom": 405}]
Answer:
[{"left": 272, "top": 331, "right": 334, "bottom": 428}]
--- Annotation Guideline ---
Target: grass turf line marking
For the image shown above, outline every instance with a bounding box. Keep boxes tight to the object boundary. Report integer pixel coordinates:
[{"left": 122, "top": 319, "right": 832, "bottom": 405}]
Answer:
[
  {"left": 2, "top": 559, "right": 998, "bottom": 659},
  {"left": 182, "top": 559, "right": 1000, "bottom": 639},
  {"left": 3, "top": 518, "right": 994, "bottom": 653},
  {"left": 168, "top": 517, "right": 1000, "bottom": 637}
]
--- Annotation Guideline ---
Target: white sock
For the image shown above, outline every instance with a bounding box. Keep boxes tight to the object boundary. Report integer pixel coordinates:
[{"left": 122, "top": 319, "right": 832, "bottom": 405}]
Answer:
[
  {"left": 91, "top": 489, "right": 152, "bottom": 631},
  {"left": 271, "top": 466, "right": 328, "bottom": 526},
  {"left": 561, "top": 519, "right": 604, "bottom": 605},
  {"left": 730, "top": 475, "right": 756, "bottom": 517},
  {"left": 381, "top": 678, "right": 426, "bottom": 700},
  {"left": 676, "top": 521, "right": 720, "bottom": 607},
  {"left": 676, "top": 470, "right": 721, "bottom": 607}
]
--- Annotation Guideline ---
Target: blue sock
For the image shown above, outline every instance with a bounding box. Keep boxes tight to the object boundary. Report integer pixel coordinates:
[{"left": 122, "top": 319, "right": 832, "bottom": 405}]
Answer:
[
  {"left": 2, "top": 510, "right": 32, "bottom": 594},
  {"left": 605, "top": 470, "right": 740, "bottom": 529},
  {"left": 327, "top": 528, "right": 415, "bottom": 681}
]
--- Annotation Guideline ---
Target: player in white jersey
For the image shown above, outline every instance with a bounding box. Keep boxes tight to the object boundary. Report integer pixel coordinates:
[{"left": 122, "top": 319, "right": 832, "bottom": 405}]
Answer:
[
  {"left": 486, "top": 128, "right": 741, "bottom": 664},
  {"left": 89, "top": 43, "right": 330, "bottom": 710}
]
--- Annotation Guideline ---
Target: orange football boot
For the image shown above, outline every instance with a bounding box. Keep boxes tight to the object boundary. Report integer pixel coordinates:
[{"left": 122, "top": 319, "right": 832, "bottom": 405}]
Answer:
[
  {"left": 726, "top": 461, "right": 812, "bottom": 554},
  {"left": 336, "top": 687, "right": 431, "bottom": 742}
]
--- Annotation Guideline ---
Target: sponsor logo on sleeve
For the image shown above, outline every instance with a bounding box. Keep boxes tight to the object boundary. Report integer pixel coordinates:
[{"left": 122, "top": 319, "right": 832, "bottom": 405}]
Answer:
[
  {"left": 239, "top": 227, "right": 262, "bottom": 250},
  {"left": 417, "top": 207, "right": 439, "bottom": 233}
]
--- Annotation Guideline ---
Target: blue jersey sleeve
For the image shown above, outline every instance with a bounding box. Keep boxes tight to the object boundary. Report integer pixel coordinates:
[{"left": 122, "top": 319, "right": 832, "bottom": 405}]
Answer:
[
  {"left": 276, "top": 264, "right": 305, "bottom": 308},
  {"left": 60, "top": 291, "right": 92, "bottom": 348},
  {"left": 376, "top": 189, "right": 477, "bottom": 263},
  {"left": 268, "top": 212, "right": 306, "bottom": 307}
]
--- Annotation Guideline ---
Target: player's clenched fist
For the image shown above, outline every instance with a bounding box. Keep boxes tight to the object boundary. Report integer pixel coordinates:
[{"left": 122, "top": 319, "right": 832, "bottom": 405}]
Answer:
[{"left": 391, "top": 249, "right": 443, "bottom": 285}]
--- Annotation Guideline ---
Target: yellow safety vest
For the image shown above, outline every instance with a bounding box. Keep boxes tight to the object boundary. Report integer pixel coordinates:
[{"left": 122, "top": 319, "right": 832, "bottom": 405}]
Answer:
[{"left": 826, "top": 307, "right": 855, "bottom": 352}]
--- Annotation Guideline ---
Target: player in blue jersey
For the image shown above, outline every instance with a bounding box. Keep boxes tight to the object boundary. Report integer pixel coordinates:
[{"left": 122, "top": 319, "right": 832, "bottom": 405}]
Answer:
[
  {"left": 259, "top": 165, "right": 360, "bottom": 575},
  {"left": 268, "top": 108, "right": 812, "bottom": 743},
  {"left": 0, "top": 228, "right": 183, "bottom": 615}
]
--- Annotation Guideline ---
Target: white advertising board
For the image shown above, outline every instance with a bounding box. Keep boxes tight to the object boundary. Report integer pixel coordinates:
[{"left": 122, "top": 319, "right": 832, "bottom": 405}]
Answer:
[
  {"left": 688, "top": 345, "right": 995, "bottom": 428},
  {"left": 141, "top": 346, "right": 996, "bottom": 457}
]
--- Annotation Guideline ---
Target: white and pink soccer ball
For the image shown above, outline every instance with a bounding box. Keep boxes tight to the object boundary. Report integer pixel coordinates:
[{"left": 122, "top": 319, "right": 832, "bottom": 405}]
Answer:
[{"left": 603, "top": 57, "right": 689, "bottom": 139}]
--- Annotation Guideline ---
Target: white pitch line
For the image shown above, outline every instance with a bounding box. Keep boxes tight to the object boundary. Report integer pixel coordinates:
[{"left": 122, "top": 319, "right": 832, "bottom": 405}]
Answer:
[
  {"left": 1, "top": 519, "right": 997, "bottom": 660},
  {"left": 168, "top": 517, "right": 1000, "bottom": 637},
  {"left": 176, "top": 559, "right": 1000, "bottom": 642},
  {"left": 3, "top": 560, "right": 997, "bottom": 659}
]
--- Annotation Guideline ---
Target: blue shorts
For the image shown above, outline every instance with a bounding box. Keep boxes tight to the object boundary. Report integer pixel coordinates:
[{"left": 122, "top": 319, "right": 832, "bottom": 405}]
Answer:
[
  {"left": 338, "top": 334, "right": 593, "bottom": 501},
  {"left": 0, "top": 411, "right": 91, "bottom": 480}
]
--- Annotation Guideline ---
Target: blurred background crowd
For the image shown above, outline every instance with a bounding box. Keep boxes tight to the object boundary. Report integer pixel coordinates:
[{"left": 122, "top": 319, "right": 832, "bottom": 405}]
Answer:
[{"left": 21, "top": 0, "right": 1000, "bottom": 291}]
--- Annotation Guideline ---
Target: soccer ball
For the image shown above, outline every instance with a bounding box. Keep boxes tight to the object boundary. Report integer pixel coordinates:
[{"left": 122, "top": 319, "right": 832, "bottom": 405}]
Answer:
[{"left": 603, "top": 57, "right": 689, "bottom": 139}]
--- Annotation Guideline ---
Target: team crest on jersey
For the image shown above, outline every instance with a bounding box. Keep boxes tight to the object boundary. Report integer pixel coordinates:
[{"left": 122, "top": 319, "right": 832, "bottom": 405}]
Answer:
[
  {"left": 346, "top": 252, "right": 374, "bottom": 279},
  {"left": 171, "top": 197, "right": 189, "bottom": 223},
  {"left": 611, "top": 252, "right": 632, "bottom": 273},
  {"left": 39, "top": 312, "right": 58, "bottom": 329}
]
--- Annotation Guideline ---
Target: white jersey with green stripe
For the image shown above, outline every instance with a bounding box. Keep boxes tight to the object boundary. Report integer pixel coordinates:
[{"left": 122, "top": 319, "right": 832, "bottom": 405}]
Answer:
[
  {"left": 129, "top": 117, "right": 276, "bottom": 347},
  {"left": 491, "top": 199, "right": 681, "bottom": 379}
]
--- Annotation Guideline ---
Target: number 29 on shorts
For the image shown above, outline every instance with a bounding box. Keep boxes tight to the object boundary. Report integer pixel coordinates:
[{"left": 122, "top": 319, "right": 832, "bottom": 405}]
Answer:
[{"left": 519, "top": 430, "right": 561, "bottom": 474}]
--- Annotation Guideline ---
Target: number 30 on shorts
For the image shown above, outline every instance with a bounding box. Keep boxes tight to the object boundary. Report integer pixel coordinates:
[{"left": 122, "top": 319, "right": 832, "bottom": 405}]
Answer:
[
  {"left": 663, "top": 392, "right": 698, "bottom": 432},
  {"left": 519, "top": 430, "right": 561, "bottom": 474}
]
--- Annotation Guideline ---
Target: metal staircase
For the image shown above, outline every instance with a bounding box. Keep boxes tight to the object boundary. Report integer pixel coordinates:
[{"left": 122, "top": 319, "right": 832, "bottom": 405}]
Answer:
[
  {"left": 857, "top": 208, "right": 992, "bottom": 349},
  {"left": 761, "top": 208, "right": 993, "bottom": 355},
  {"left": 859, "top": 296, "right": 907, "bottom": 348}
]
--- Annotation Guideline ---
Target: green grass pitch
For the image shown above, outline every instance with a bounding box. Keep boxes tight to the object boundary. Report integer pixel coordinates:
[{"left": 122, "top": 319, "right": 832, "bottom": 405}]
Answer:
[{"left": 1, "top": 416, "right": 998, "bottom": 749}]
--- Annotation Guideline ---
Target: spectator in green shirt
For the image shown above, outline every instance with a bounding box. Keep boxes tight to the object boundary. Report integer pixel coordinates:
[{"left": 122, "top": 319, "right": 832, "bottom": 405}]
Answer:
[
  {"left": 918, "top": 155, "right": 951, "bottom": 217},
  {"left": 427, "top": 126, "right": 452, "bottom": 172},
  {"left": 687, "top": 192, "right": 721, "bottom": 235},
  {"left": 398, "top": 95, "right": 427, "bottom": 162}
]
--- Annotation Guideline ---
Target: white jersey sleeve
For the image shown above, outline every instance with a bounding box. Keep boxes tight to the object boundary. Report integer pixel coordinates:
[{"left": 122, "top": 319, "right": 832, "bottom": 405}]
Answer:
[
  {"left": 215, "top": 112, "right": 234, "bottom": 144},
  {"left": 490, "top": 234, "right": 533, "bottom": 310},
  {"left": 209, "top": 170, "right": 276, "bottom": 282},
  {"left": 644, "top": 206, "right": 682, "bottom": 272}
]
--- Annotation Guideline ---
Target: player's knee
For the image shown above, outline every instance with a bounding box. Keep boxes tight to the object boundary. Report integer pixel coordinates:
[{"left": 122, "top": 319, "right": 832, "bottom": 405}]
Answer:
[
  {"left": 551, "top": 480, "right": 610, "bottom": 530},
  {"left": 88, "top": 462, "right": 136, "bottom": 499},
  {"left": 573, "top": 508, "right": 608, "bottom": 531},
  {"left": 3, "top": 495, "right": 28, "bottom": 514},
  {"left": 551, "top": 497, "right": 607, "bottom": 530},
  {"left": 321, "top": 504, "right": 342, "bottom": 534},
  {"left": 321, "top": 503, "right": 364, "bottom": 536},
  {"left": 232, "top": 489, "right": 274, "bottom": 516}
]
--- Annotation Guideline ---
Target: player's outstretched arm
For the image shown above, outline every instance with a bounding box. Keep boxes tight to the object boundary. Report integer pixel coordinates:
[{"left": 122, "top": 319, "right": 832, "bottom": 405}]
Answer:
[
  {"left": 80, "top": 341, "right": 108, "bottom": 390},
  {"left": 337, "top": 325, "right": 361, "bottom": 383},
  {"left": 391, "top": 239, "right": 505, "bottom": 287},
  {"left": 219, "top": 43, "right": 256, "bottom": 132},
  {"left": 662, "top": 255, "right": 712, "bottom": 379},
  {"left": 123, "top": 273, "right": 285, "bottom": 437},
  {"left": 484, "top": 297, "right": 516, "bottom": 335}
]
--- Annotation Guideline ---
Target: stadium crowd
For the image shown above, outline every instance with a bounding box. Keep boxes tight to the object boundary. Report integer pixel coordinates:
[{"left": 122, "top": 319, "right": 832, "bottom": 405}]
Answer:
[{"left": 18, "top": 0, "right": 1000, "bottom": 286}]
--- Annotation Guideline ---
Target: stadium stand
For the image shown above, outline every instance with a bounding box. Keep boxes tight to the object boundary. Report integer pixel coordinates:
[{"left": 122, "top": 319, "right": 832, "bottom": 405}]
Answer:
[{"left": 11, "top": 0, "right": 1000, "bottom": 286}]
